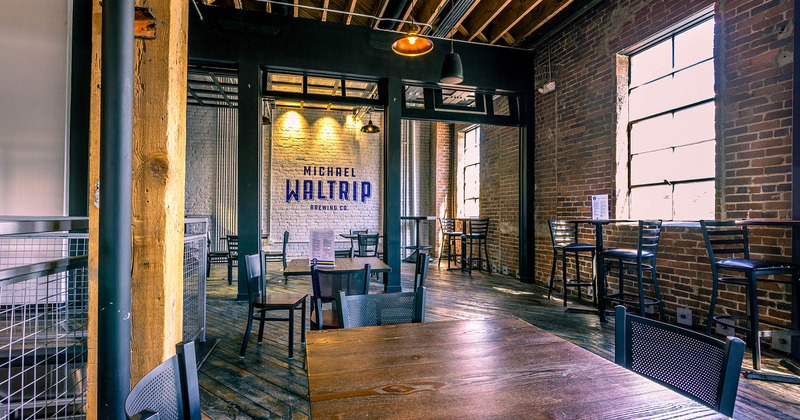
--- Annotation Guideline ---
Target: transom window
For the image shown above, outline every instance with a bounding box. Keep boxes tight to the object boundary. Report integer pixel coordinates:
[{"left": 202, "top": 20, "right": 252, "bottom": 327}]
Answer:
[{"left": 622, "top": 11, "right": 715, "bottom": 220}]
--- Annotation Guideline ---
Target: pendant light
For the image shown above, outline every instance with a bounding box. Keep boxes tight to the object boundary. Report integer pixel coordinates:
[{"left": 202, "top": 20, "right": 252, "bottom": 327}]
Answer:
[
  {"left": 360, "top": 108, "right": 380, "bottom": 133},
  {"left": 439, "top": 0, "right": 463, "bottom": 84},
  {"left": 392, "top": 25, "right": 434, "bottom": 57}
]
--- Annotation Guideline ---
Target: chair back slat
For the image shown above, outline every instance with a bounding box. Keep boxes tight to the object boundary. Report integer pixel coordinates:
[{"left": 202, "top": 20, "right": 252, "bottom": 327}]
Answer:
[
  {"left": 312, "top": 265, "right": 370, "bottom": 302},
  {"left": 548, "top": 220, "right": 579, "bottom": 247},
  {"left": 226, "top": 235, "right": 239, "bottom": 258},
  {"left": 439, "top": 218, "right": 458, "bottom": 233},
  {"left": 356, "top": 233, "right": 380, "bottom": 257},
  {"left": 614, "top": 306, "right": 744, "bottom": 417},
  {"left": 700, "top": 220, "right": 750, "bottom": 261},
  {"left": 467, "top": 218, "right": 489, "bottom": 236},
  {"left": 337, "top": 287, "right": 426, "bottom": 328},
  {"left": 414, "top": 253, "right": 430, "bottom": 291},
  {"left": 637, "top": 220, "right": 662, "bottom": 256},
  {"left": 244, "top": 253, "right": 265, "bottom": 300}
]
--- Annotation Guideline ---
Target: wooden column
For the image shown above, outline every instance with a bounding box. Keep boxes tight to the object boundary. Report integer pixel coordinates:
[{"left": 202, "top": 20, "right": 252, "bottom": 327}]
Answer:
[
  {"left": 87, "top": 0, "right": 189, "bottom": 416},
  {"left": 129, "top": 0, "right": 189, "bottom": 383}
]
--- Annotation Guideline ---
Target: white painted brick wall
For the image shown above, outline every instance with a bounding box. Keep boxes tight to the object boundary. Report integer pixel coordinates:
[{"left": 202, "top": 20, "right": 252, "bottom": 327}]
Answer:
[{"left": 185, "top": 105, "right": 217, "bottom": 219}]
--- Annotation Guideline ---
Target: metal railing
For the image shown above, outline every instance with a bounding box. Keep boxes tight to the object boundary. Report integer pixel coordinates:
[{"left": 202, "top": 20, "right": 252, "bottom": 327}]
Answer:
[{"left": 0, "top": 217, "right": 89, "bottom": 419}]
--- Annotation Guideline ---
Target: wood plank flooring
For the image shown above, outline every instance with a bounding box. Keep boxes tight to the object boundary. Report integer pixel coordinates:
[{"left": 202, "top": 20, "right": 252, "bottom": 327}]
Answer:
[{"left": 200, "top": 262, "right": 800, "bottom": 419}]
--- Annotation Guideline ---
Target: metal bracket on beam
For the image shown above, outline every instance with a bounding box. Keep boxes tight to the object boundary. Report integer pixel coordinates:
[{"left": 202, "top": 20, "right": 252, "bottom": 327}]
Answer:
[{"left": 135, "top": 7, "right": 156, "bottom": 39}]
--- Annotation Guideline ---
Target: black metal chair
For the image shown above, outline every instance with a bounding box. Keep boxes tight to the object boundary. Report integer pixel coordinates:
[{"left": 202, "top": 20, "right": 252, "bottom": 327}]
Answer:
[
  {"left": 355, "top": 233, "right": 380, "bottom": 257},
  {"left": 226, "top": 235, "right": 239, "bottom": 285},
  {"left": 336, "top": 287, "right": 426, "bottom": 328},
  {"left": 334, "top": 248, "right": 353, "bottom": 258},
  {"left": 615, "top": 306, "right": 745, "bottom": 417},
  {"left": 413, "top": 252, "right": 430, "bottom": 292},
  {"left": 700, "top": 220, "right": 800, "bottom": 371},
  {"left": 461, "top": 218, "right": 490, "bottom": 274},
  {"left": 310, "top": 264, "right": 370, "bottom": 330},
  {"left": 547, "top": 220, "right": 596, "bottom": 306},
  {"left": 264, "top": 230, "right": 289, "bottom": 282},
  {"left": 239, "top": 253, "right": 307, "bottom": 359},
  {"left": 124, "top": 340, "right": 201, "bottom": 420},
  {"left": 437, "top": 217, "right": 462, "bottom": 270},
  {"left": 206, "top": 230, "right": 227, "bottom": 274},
  {"left": 602, "top": 220, "right": 664, "bottom": 319},
  {"left": 349, "top": 229, "right": 368, "bottom": 255}
]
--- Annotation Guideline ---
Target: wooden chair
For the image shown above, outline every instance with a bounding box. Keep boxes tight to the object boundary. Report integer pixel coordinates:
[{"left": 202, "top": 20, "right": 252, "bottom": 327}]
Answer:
[
  {"left": 310, "top": 264, "right": 370, "bottom": 330},
  {"left": 413, "top": 252, "right": 430, "bottom": 292},
  {"left": 124, "top": 340, "right": 201, "bottom": 420},
  {"left": 239, "top": 253, "right": 307, "bottom": 359},
  {"left": 602, "top": 220, "right": 664, "bottom": 319},
  {"left": 461, "top": 218, "right": 490, "bottom": 274},
  {"left": 336, "top": 287, "right": 426, "bottom": 328},
  {"left": 615, "top": 306, "right": 744, "bottom": 417},
  {"left": 547, "top": 220, "right": 596, "bottom": 306},
  {"left": 700, "top": 220, "right": 800, "bottom": 371},
  {"left": 264, "top": 230, "right": 289, "bottom": 282},
  {"left": 226, "top": 235, "right": 239, "bottom": 285},
  {"left": 438, "top": 217, "right": 463, "bottom": 270}
]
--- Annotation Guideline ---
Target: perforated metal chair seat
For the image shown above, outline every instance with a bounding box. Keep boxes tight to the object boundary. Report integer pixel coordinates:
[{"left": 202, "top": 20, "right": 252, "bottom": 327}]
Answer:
[
  {"left": 716, "top": 258, "right": 800, "bottom": 271},
  {"left": 602, "top": 248, "right": 655, "bottom": 259}
]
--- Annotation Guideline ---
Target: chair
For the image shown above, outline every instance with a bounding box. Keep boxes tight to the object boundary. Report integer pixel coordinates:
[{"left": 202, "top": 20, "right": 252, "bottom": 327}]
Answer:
[
  {"left": 206, "top": 231, "right": 227, "bottom": 274},
  {"left": 264, "top": 230, "right": 289, "bottom": 282},
  {"left": 700, "top": 220, "right": 800, "bottom": 371},
  {"left": 310, "top": 264, "right": 370, "bottom": 330},
  {"left": 226, "top": 235, "right": 239, "bottom": 285},
  {"left": 437, "top": 218, "right": 463, "bottom": 270},
  {"left": 124, "top": 340, "right": 201, "bottom": 420},
  {"left": 355, "top": 233, "right": 379, "bottom": 257},
  {"left": 615, "top": 306, "right": 744, "bottom": 417},
  {"left": 413, "top": 252, "right": 430, "bottom": 292},
  {"left": 334, "top": 248, "right": 353, "bottom": 258},
  {"left": 461, "top": 218, "right": 490, "bottom": 274},
  {"left": 602, "top": 220, "right": 664, "bottom": 319},
  {"left": 239, "top": 253, "right": 307, "bottom": 359},
  {"left": 547, "top": 220, "right": 596, "bottom": 306},
  {"left": 349, "top": 229, "right": 368, "bottom": 255},
  {"left": 336, "top": 287, "right": 426, "bottom": 328}
]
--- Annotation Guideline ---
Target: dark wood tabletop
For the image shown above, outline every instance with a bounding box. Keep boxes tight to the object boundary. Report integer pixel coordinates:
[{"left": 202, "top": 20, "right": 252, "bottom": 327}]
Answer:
[
  {"left": 284, "top": 257, "right": 390, "bottom": 276},
  {"left": 306, "top": 317, "right": 724, "bottom": 419}
]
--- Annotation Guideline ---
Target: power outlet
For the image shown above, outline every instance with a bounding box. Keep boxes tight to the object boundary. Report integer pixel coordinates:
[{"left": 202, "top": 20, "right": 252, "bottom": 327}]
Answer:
[
  {"left": 502, "top": 266, "right": 509, "bottom": 275},
  {"left": 772, "top": 334, "right": 791, "bottom": 353},
  {"left": 492, "top": 264, "right": 499, "bottom": 273},
  {"left": 716, "top": 323, "right": 735, "bottom": 337},
  {"left": 482, "top": 261, "right": 488, "bottom": 270},
  {"left": 586, "top": 287, "right": 594, "bottom": 298},
  {"left": 676, "top": 308, "right": 693, "bottom": 326}
]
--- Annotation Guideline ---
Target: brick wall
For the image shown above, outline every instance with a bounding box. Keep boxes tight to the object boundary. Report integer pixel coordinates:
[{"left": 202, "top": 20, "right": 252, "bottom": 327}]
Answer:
[
  {"left": 269, "top": 108, "right": 384, "bottom": 257},
  {"left": 185, "top": 105, "right": 216, "bottom": 217},
  {"left": 533, "top": 0, "right": 794, "bottom": 328}
]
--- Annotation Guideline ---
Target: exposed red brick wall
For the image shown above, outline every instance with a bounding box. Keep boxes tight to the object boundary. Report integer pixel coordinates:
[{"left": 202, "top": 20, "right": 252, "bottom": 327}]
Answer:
[
  {"left": 533, "top": 0, "right": 795, "bottom": 329},
  {"left": 432, "top": 122, "right": 454, "bottom": 258}
]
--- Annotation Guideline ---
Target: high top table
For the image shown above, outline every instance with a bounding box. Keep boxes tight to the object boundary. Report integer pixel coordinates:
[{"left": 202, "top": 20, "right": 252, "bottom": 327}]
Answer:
[
  {"left": 306, "top": 317, "right": 723, "bottom": 419},
  {"left": 402, "top": 215, "right": 437, "bottom": 263}
]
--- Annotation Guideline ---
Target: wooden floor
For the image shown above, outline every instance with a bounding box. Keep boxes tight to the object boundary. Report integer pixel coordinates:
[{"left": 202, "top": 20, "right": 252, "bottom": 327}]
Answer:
[{"left": 199, "top": 262, "right": 800, "bottom": 419}]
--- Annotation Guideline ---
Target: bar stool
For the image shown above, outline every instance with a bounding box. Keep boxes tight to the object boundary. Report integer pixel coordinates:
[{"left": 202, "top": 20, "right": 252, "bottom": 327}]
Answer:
[
  {"left": 700, "top": 220, "right": 800, "bottom": 371},
  {"left": 438, "top": 218, "right": 462, "bottom": 270},
  {"left": 601, "top": 220, "right": 664, "bottom": 319},
  {"left": 461, "top": 218, "right": 489, "bottom": 274},
  {"left": 547, "top": 220, "right": 596, "bottom": 306}
]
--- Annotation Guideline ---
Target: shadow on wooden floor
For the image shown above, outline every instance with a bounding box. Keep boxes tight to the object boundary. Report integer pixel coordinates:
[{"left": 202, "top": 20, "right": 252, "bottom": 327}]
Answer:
[{"left": 199, "top": 262, "right": 800, "bottom": 419}]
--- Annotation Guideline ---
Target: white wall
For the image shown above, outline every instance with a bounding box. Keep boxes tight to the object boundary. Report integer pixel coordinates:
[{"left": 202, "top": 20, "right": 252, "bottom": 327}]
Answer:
[{"left": 0, "top": 0, "right": 70, "bottom": 216}]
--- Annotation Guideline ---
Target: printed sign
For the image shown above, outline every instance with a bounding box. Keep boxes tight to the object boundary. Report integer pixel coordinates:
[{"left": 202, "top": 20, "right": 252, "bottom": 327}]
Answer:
[
  {"left": 309, "top": 229, "right": 336, "bottom": 266},
  {"left": 592, "top": 194, "right": 609, "bottom": 220},
  {"left": 285, "top": 165, "right": 372, "bottom": 212}
]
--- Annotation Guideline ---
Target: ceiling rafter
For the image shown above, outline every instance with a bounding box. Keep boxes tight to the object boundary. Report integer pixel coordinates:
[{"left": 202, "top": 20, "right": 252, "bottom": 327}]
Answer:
[
  {"left": 371, "top": 0, "right": 392, "bottom": 29},
  {"left": 462, "top": 0, "right": 512, "bottom": 42},
  {"left": 345, "top": 0, "right": 357, "bottom": 24},
  {"left": 486, "top": 0, "right": 544, "bottom": 45},
  {"left": 415, "top": 0, "right": 448, "bottom": 34},
  {"left": 511, "top": 0, "right": 575, "bottom": 46},
  {"left": 293, "top": 0, "right": 299, "bottom": 17},
  {"left": 396, "top": 0, "right": 418, "bottom": 32},
  {"left": 440, "top": 0, "right": 481, "bottom": 39},
  {"left": 321, "top": 0, "right": 329, "bottom": 21}
]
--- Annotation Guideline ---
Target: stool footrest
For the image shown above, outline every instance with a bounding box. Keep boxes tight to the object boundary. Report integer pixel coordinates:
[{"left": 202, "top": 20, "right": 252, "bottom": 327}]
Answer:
[{"left": 604, "top": 292, "right": 660, "bottom": 307}]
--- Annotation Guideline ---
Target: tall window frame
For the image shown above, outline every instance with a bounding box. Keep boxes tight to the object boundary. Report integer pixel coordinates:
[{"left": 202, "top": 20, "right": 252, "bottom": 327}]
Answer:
[
  {"left": 617, "top": 8, "right": 716, "bottom": 221},
  {"left": 457, "top": 126, "right": 481, "bottom": 217}
]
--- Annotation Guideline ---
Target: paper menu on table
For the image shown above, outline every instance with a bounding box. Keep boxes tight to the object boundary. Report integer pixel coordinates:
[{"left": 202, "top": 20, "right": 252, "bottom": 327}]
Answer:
[
  {"left": 591, "top": 195, "right": 609, "bottom": 220},
  {"left": 309, "top": 229, "right": 335, "bottom": 266}
]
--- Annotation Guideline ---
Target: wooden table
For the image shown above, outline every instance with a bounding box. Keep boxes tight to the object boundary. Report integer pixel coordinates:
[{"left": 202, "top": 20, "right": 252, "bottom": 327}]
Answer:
[
  {"left": 306, "top": 317, "right": 723, "bottom": 419},
  {"left": 283, "top": 257, "right": 391, "bottom": 276}
]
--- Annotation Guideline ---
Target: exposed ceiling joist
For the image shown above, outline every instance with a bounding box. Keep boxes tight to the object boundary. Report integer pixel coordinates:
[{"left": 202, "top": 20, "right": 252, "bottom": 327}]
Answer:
[
  {"left": 487, "top": 0, "right": 544, "bottom": 44},
  {"left": 511, "top": 0, "right": 575, "bottom": 46},
  {"left": 463, "top": 0, "right": 512, "bottom": 42}
]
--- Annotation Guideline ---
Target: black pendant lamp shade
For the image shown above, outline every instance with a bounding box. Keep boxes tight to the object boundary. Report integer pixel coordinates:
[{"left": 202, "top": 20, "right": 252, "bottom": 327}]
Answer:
[
  {"left": 440, "top": 50, "right": 464, "bottom": 85},
  {"left": 360, "top": 120, "right": 380, "bottom": 133}
]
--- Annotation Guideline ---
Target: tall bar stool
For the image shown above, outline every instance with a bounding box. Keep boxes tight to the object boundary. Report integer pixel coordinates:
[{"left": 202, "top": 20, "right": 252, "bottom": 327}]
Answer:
[
  {"left": 437, "top": 217, "right": 462, "bottom": 270},
  {"left": 461, "top": 218, "right": 490, "bottom": 274},
  {"left": 602, "top": 220, "right": 664, "bottom": 319},
  {"left": 547, "top": 220, "right": 596, "bottom": 306},
  {"left": 700, "top": 220, "right": 800, "bottom": 372}
]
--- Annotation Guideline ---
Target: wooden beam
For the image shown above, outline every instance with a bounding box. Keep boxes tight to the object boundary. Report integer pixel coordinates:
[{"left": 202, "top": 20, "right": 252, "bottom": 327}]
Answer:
[
  {"left": 397, "top": 0, "right": 418, "bottom": 32},
  {"left": 233, "top": 0, "right": 242, "bottom": 9},
  {"left": 511, "top": 0, "right": 575, "bottom": 46},
  {"left": 463, "top": 0, "right": 512, "bottom": 41},
  {"left": 442, "top": 0, "right": 481, "bottom": 38},
  {"left": 372, "top": 0, "right": 391, "bottom": 29},
  {"left": 294, "top": 0, "right": 299, "bottom": 17},
  {"left": 345, "top": 0, "right": 357, "bottom": 24},
  {"left": 129, "top": 0, "right": 189, "bottom": 386},
  {"left": 88, "top": 2, "right": 102, "bottom": 416},
  {"left": 321, "top": 0, "right": 329, "bottom": 21},
  {"left": 415, "top": 0, "right": 448, "bottom": 33},
  {"left": 486, "top": 0, "right": 543, "bottom": 44}
]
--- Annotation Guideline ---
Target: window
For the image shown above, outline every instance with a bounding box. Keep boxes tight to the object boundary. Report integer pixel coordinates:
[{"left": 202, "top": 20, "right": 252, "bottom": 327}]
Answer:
[
  {"left": 459, "top": 126, "right": 481, "bottom": 217},
  {"left": 621, "top": 12, "right": 715, "bottom": 220}
]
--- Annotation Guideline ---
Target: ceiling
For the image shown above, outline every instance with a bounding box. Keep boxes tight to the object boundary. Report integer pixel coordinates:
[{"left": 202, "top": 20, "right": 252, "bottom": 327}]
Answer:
[{"left": 194, "top": 0, "right": 590, "bottom": 49}]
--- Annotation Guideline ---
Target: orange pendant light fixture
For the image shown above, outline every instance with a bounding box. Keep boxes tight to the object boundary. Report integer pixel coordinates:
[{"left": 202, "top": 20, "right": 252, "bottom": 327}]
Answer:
[{"left": 391, "top": 27, "right": 434, "bottom": 57}]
